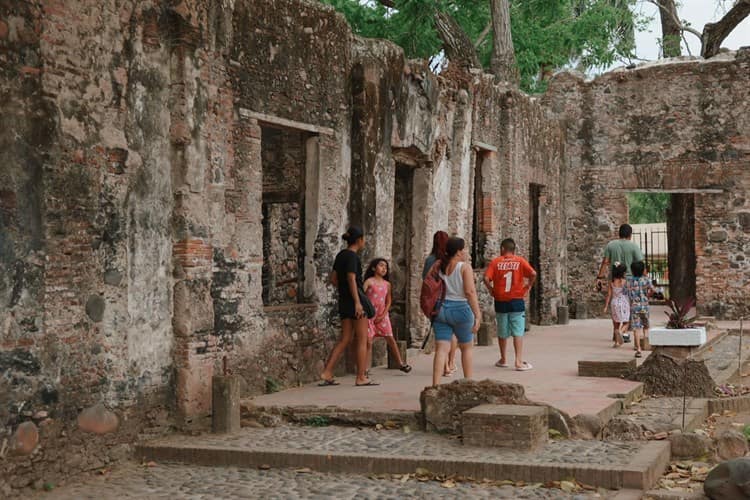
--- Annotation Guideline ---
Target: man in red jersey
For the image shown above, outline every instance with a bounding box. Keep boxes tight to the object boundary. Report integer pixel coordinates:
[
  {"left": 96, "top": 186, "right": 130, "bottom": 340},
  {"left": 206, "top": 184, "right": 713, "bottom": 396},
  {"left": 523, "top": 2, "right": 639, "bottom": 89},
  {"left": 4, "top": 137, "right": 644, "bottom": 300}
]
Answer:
[{"left": 483, "top": 238, "right": 537, "bottom": 371}]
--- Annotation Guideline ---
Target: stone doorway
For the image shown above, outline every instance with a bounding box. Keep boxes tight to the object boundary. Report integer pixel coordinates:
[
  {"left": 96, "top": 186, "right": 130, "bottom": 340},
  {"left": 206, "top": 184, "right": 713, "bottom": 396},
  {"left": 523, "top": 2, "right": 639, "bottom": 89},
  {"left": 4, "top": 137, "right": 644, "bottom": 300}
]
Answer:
[
  {"left": 529, "top": 183, "right": 543, "bottom": 324},
  {"left": 629, "top": 191, "right": 697, "bottom": 306},
  {"left": 391, "top": 163, "right": 415, "bottom": 345}
]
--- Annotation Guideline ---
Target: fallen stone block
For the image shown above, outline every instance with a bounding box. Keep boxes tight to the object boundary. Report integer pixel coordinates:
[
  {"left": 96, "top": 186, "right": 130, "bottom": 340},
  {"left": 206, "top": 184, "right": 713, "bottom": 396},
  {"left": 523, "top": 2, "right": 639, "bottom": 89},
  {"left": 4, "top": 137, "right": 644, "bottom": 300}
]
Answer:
[
  {"left": 78, "top": 403, "right": 119, "bottom": 434},
  {"left": 704, "top": 458, "right": 750, "bottom": 500},
  {"left": 420, "top": 379, "right": 529, "bottom": 434},
  {"left": 713, "top": 429, "right": 749, "bottom": 461},
  {"left": 9, "top": 421, "right": 38, "bottom": 456},
  {"left": 462, "top": 404, "right": 547, "bottom": 450},
  {"left": 578, "top": 359, "right": 636, "bottom": 378},
  {"left": 668, "top": 431, "right": 710, "bottom": 459}
]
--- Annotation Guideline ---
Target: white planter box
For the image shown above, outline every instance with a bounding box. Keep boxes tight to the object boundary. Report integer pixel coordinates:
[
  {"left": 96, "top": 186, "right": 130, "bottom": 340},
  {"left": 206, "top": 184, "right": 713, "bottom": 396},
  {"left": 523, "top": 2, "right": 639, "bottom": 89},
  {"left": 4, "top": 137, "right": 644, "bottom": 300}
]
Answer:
[{"left": 649, "top": 327, "right": 707, "bottom": 347}]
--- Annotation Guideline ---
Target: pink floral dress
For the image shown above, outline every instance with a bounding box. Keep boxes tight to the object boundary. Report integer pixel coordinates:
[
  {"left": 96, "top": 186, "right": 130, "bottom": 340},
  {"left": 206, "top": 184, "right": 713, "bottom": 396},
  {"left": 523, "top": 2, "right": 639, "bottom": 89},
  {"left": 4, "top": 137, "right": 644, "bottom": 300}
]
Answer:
[
  {"left": 366, "top": 280, "right": 393, "bottom": 339},
  {"left": 610, "top": 284, "right": 630, "bottom": 323}
]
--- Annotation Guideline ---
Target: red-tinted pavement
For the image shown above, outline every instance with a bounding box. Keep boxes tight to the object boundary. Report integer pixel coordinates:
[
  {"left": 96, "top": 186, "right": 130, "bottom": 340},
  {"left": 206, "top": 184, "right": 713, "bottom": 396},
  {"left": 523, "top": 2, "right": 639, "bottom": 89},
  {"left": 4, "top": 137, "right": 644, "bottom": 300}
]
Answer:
[{"left": 249, "top": 318, "right": 648, "bottom": 419}]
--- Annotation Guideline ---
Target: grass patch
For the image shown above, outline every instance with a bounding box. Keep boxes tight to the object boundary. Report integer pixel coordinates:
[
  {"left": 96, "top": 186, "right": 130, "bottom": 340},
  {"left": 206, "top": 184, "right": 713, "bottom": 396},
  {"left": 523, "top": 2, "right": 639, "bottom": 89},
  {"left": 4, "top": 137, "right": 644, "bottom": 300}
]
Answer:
[{"left": 304, "top": 415, "right": 330, "bottom": 427}]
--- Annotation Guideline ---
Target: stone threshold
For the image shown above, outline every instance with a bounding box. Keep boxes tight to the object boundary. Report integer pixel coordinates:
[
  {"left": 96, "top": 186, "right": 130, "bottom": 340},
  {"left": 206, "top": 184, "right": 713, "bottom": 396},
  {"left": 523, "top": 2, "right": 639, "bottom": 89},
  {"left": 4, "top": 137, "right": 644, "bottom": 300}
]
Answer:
[{"left": 136, "top": 440, "right": 670, "bottom": 490}]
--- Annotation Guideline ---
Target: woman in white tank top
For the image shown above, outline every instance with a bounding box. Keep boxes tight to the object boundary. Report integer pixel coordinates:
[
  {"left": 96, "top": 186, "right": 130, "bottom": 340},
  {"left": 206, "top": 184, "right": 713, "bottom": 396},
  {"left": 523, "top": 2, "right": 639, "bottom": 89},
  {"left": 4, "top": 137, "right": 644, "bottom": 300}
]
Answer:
[{"left": 431, "top": 237, "right": 482, "bottom": 387}]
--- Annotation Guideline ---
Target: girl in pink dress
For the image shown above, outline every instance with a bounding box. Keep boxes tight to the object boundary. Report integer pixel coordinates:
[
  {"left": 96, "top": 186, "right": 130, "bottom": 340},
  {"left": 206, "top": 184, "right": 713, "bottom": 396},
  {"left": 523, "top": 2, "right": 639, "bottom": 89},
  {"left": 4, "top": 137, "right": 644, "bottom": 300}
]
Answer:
[
  {"left": 363, "top": 258, "right": 411, "bottom": 373},
  {"left": 603, "top": 262, "right": 630, "bottom": 348}
]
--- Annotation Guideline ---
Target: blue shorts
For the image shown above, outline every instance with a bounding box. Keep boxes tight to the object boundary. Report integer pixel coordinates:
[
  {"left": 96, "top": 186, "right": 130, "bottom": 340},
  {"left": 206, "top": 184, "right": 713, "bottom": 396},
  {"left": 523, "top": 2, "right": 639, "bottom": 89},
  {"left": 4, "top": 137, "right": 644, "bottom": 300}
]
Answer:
[
  {"left": 496, "top": 312, "right": 525, "bottom": 338},
  {"left": 433, "top": 300, "right": 474, "bottom": 344}
]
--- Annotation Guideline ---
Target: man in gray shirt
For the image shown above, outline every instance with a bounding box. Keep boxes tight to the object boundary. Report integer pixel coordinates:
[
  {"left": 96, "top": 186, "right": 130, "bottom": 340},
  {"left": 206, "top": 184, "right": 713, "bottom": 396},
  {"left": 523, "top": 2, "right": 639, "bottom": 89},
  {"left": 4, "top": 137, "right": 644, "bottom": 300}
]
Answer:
[{"left": 596, "top": 223, "right": 644, "bottom": 287}]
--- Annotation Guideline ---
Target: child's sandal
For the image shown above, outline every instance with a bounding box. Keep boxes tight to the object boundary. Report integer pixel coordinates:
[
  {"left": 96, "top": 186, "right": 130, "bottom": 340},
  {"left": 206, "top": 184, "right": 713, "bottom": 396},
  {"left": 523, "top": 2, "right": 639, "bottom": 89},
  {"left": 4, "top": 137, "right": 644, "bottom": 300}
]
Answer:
[{"left": 399, "top": 364, "right": 412, "bottom": 373}]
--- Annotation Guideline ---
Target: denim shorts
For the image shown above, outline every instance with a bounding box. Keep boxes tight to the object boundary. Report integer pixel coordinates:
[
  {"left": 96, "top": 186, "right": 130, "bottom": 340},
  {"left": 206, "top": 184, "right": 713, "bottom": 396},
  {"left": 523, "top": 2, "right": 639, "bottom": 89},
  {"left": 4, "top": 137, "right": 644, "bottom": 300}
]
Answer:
[{"left": 433, "top": 300, "right": 474, "bottom": 344}]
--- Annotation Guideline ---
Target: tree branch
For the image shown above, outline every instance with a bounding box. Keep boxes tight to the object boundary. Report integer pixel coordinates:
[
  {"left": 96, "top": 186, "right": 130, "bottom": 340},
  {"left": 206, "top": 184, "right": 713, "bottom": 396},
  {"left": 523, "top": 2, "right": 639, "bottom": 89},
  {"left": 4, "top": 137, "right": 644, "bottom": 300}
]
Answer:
[
  {"left": 376, "top": 0, "right": 396, "bottom": 8},
  {"left": 701, "top": 0, "right": 750, "bottom": 58},
  {"left": 474, "top": 21, "right": 492, "bottom": 49},
  {"left": 434, "top": 9, "right": 481, "bottom": 69}
]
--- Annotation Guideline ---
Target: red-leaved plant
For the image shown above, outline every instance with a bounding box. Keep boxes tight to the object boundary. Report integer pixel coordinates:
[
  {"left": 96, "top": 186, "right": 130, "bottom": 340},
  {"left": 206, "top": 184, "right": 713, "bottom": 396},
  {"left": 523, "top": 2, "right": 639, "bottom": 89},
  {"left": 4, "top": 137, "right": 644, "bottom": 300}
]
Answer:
[{"left": 664, "top": 298, "right": 697, "bottom": 329}]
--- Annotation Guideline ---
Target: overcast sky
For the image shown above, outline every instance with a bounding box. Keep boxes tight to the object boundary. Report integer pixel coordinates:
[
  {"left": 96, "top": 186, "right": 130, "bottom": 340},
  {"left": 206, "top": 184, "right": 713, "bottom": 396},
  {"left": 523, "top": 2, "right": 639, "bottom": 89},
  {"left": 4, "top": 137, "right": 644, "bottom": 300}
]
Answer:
[{"left": 632, "top": 1, "right": 750, "bottom": 61}]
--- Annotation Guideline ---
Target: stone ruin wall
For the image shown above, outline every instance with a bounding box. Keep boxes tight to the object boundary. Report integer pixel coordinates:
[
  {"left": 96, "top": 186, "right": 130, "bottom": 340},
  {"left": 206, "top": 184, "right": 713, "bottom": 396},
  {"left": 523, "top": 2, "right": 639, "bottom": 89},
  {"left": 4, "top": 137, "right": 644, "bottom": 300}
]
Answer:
[
  {"left": 7, "top": 0, "right": 748, "bottom": 491},
  {"left": 543, "top": 51, "right": 750, "bottom": 319}
]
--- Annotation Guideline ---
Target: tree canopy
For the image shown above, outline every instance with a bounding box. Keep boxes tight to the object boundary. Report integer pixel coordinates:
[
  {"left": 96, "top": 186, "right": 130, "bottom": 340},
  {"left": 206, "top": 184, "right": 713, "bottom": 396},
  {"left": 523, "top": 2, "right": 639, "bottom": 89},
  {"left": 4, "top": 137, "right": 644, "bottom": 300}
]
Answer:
[
  {"left": 628, "top": 192, "right": 670, "bottom": 223},
  {"left": 321, "top": 0, "right": 639, "bottom": 92}
]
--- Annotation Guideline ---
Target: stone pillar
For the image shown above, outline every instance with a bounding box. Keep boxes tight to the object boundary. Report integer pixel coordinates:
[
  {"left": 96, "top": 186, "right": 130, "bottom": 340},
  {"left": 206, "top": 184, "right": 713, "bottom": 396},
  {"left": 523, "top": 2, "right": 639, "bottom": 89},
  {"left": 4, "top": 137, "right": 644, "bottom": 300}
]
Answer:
[
  {"left": 212, "top": 375, "right": 240, "bottom": 433},
  {"left": 477, "top": 323, "right": 492, "bottom": 346}
]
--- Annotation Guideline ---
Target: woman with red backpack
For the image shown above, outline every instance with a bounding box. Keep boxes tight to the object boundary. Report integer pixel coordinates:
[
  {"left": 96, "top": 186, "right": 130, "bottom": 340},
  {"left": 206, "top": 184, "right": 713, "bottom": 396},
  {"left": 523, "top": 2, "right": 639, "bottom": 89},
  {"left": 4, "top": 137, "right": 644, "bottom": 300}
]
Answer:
[{"left": 429, "top": 237, "right": 481, "bottom": 387}]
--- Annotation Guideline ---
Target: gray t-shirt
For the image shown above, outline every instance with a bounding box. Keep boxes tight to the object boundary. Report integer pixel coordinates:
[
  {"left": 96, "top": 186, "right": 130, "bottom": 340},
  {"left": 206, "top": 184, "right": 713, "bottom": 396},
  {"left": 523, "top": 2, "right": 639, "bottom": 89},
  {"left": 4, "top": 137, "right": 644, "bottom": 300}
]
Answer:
[{"left": 604, "top": 239, "right": 644, "bottom": 277}]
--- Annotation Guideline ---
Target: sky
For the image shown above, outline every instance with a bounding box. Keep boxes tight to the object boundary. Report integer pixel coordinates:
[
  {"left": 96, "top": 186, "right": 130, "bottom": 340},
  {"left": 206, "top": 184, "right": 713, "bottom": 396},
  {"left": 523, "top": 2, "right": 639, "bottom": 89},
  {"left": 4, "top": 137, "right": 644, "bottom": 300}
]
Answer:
[{"left": 631, "top": 1, "right": 750, "bottom": 62}]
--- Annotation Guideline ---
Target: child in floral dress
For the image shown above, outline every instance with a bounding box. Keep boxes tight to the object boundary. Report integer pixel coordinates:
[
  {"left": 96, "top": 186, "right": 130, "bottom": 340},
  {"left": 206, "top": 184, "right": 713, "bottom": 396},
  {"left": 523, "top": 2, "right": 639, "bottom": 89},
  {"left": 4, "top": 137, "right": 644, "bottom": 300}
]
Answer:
[
  {"left": 627, "top": 261, "right": 655, "bottom": 358},
  {"left": 604, "top": 263, "right": 630, "bottom": 347},
  {"left": 363, "top": 258, "right": 411, "bottom": 373}
]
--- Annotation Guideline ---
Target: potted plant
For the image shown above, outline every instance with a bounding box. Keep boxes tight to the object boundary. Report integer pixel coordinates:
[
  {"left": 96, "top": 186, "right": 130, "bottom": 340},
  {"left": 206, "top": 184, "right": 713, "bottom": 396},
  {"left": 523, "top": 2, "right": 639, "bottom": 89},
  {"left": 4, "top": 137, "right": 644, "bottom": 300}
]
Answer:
[
  {"left": 649, "top": 298, "right": 706, "bottom": 347},
  {"left": 557, "top": 284, "right": 570, "bottom": 325}
]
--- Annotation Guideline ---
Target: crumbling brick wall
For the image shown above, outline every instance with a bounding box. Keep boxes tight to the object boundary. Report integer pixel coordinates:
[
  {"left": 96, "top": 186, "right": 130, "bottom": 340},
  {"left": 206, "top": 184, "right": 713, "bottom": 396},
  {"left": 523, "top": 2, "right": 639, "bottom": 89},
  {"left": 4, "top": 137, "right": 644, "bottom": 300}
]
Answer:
[{"left": 544, "top": 51, "right": 750, "bottom": 319}]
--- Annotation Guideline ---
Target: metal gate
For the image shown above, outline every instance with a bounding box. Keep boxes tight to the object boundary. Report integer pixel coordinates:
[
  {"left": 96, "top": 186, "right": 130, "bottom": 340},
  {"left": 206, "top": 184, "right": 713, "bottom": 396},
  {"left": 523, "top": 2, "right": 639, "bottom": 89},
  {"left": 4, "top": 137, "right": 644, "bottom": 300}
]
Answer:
[{"left": 631, "top": 224, "right": 669, "bottom": 300}]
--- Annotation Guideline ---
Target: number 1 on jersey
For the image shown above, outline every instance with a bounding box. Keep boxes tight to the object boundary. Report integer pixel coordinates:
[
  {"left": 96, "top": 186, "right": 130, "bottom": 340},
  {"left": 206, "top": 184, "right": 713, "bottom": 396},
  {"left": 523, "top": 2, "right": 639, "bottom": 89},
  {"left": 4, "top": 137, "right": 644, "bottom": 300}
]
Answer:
[{"left": 503, "top": 271, "right": 513, "bottom": 293}]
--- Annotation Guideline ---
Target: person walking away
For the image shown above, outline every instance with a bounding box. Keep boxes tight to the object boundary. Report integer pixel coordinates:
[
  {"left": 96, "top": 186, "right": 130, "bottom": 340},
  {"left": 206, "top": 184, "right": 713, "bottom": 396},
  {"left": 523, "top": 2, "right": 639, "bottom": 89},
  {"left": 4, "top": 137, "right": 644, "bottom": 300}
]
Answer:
[
  {"left": 596, "top": 224, "right": 644, "bottom": 343},
  {"left": 319, "top": 226, "right": 378, "bottom": 386},
  {"left": 483, "top": 238, "right": 537, "bottom": 371},
  {"left": 627, "top": 261, "right": 655, "bottom": 358},
  {"left": 431, "top": 237, "right": 481, "bottom": 387},
  {"left": 363, "top": 258, "right": 412, "bottom": 374},
  {"left": 422, "top": 230, "right": 457, "bottom": 377},
  {"left": 603, "top": 262, "right": 630, "bottom": 348}
]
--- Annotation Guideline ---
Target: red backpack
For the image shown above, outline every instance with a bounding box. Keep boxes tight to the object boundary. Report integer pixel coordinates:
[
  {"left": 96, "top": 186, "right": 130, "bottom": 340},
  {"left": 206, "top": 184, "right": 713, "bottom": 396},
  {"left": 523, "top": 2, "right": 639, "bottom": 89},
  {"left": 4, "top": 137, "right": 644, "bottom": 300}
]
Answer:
[{"left": 420, "top": 260, "right": 446, "bottom": 320}]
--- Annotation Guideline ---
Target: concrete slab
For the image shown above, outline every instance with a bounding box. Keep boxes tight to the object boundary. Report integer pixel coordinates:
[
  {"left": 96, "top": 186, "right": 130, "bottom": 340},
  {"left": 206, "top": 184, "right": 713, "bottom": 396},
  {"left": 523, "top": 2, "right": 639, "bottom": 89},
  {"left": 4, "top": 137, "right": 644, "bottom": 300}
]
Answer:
[{"left": 248, "top": 318, "right": 645, "bottom": 420}]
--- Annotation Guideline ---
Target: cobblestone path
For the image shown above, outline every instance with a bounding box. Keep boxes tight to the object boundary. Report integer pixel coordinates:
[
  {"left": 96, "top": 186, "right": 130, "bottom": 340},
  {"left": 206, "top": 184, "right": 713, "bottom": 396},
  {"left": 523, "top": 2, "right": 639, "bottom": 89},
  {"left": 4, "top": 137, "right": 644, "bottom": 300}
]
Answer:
[
  {"left": 147, "top": 425, "right": 642, "bottom": 466},
  {"left": 37, "top": 462, "right": 615, "bottom": 499}
]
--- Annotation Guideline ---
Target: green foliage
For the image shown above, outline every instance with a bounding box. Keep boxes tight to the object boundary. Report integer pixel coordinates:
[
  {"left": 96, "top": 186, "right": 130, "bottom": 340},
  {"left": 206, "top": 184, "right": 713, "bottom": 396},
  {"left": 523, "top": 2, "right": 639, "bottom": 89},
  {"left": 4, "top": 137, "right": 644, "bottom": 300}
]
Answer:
[
  {"left": 628, "top": 192, "right": 670, "bottom": 223},
  {"left": 320, "top": 0, "right": 639, "bottom": 93},
  {"left": 304, "top": 415, "right": 331, "bottom": 427},
  {"left": 664, "top": 298, "right": 697, "bottom": 329},
  {"left": 743, "top": 424, "right": 750, "bottom": 440},
  {"left": 265, "top": 377, "right": 281, "bottom": 394}
]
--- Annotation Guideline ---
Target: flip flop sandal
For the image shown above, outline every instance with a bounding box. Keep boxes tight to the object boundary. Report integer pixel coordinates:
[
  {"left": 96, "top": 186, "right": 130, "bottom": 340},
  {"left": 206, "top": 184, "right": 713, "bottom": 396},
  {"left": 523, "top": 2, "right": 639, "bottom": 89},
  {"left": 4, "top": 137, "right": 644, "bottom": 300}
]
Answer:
[
  {"left": 516, "top": 362, "right": 533, "bottom": 371},
  {"left": 635, "top": 351, "right": 642, "bottom": 358},
  {"left": 495, "top": 360, "right": 509, "bottom": 367},
  {"left": 317, "top": 379, "right": 340, "bottom": 387},
  {"left": 399, "top": 364, "right": 412, "bottom": 373},
  {"left": 355, "top": 381, "right": 380, "bottom": 386}
]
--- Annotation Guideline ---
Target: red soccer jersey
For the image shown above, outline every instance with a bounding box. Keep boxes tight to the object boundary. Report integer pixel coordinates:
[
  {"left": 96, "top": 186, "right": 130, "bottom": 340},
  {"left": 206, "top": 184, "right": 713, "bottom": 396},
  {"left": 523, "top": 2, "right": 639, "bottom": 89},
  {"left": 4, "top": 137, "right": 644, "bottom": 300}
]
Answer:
[{"left": 485, "top": 254, "right": 536, "bottom": 301}]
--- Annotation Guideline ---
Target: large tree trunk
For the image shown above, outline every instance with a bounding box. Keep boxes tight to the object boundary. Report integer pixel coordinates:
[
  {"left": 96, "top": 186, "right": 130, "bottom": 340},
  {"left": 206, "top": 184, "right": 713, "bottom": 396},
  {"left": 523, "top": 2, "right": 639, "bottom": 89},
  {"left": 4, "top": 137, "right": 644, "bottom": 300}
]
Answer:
[
  {"left": 667, "top": 194, "right": 696, "bottom": 306},
  {"left": 657, "top": 0, "right": 681, "bottom": 57},
  {"left": 434, "top": 10, "right": 481, "bottom": 70},
  {"left": 489, "top": 0, "right": 519, "bottom": 85},
  {"left": 701, "top": 0, "right": 750, "bottom": 58}
]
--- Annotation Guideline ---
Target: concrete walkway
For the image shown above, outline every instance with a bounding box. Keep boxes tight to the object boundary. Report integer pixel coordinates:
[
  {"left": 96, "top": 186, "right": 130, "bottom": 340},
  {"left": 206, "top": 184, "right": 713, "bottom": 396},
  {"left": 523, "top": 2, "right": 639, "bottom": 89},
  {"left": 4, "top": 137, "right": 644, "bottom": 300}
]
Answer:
[{"left": 249, "top": 318, "right": 649, "bottom": 419}]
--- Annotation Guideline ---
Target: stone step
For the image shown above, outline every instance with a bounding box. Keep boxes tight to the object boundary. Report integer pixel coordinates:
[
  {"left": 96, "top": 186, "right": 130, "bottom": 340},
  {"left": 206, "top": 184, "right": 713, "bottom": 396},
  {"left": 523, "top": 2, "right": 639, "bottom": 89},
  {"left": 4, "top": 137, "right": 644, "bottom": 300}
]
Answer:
[
  {"left": 462, "top": 404, "right": 547, "bottom": 450},
  {"left": 136, "top": 425, "right": 671, "bottom": 490},
  {"left": 578, "top": 359, "right": 637, "bottom": 378}
]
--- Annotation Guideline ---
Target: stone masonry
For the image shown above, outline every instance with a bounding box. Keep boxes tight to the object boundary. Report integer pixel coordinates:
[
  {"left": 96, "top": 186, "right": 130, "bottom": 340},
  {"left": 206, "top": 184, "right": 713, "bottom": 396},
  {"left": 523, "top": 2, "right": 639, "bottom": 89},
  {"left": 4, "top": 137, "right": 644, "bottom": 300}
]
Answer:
[{"left": 1, "top": 0, "right": 748, "bottom": 491}]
